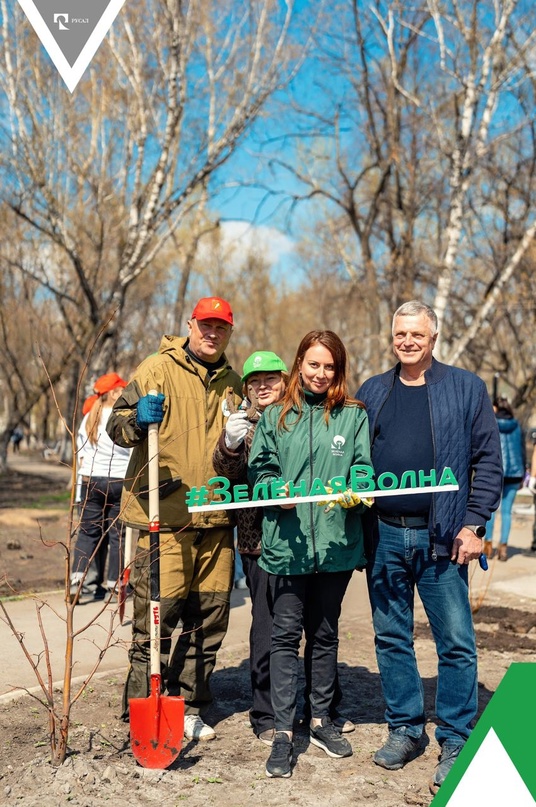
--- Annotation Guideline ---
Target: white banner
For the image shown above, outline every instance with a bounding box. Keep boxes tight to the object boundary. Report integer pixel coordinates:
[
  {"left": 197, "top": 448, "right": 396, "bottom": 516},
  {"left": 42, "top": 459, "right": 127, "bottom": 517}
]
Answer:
[{"left": 187, "top": 483, "right": 459, "bottom": 512}]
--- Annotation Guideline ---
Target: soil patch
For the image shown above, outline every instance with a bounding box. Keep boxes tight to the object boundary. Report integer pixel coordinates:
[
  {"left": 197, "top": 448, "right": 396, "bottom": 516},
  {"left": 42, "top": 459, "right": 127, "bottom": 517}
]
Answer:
[
  {"left": 1, "top": 607, "right": 534, "bottom": 807},
  {"left": 415, "top": 605, "right": 536, "bottom": 653},
  {"left": 0, "top": 469, "right": 69, "bottom": 509},
  {"left": 0, "top": 470, "right": 71, "bottom": 596}
]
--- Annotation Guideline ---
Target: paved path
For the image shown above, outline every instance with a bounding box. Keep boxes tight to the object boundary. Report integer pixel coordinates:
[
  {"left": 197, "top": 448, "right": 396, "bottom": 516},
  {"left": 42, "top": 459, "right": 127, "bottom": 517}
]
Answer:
[
  {"left": 1, "top": 457, "right": 535, "bottom": 702},
  {"left": 7, "top": 452, "right": 73, "bottom": 483},
  {"left": 0, "top": 570, "right": 371, "bottom": 702}
]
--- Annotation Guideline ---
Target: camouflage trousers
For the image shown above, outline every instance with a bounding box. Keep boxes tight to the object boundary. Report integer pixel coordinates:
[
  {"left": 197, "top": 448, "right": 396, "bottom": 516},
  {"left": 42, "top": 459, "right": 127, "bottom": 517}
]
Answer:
[{"left": 122, "top": 526, "right": 234, "bottom": 718}]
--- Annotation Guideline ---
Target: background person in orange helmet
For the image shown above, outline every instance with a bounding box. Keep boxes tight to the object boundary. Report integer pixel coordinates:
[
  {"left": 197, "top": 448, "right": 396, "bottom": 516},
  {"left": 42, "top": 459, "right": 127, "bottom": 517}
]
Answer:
[{"left": 71, "top": 373, "right": 131, "bottom": 604}]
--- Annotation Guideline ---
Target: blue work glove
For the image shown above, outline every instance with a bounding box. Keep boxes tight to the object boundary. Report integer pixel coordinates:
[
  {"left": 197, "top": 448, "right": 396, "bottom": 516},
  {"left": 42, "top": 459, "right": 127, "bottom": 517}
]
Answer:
[{"left": 136, "top": 393, "right": 165, "bottom": 428}]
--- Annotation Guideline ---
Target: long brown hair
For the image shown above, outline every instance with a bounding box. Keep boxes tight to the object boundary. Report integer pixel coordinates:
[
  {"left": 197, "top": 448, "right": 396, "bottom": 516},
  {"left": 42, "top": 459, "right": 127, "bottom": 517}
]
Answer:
[
  {"left": 277, "top": 330, "right": 364, "bottom": 430},
  {"left": 85, "top": 392, "right": 114, "bottom": 445}
]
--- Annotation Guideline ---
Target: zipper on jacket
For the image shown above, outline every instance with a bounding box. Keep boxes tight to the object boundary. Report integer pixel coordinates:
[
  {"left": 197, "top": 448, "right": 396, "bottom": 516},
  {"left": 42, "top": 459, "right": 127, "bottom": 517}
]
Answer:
[
  {"left": 194, "top": 361, "right": 223, "bottom": 528},
  {"left": 308, "top": 404, "right": 319, "bottom": 573},
  {"left": 426, "top": 386, "right": 438, "bottom": 561},
  {"left": 200, "top": 366, "right": 211, "bottom": 528}
]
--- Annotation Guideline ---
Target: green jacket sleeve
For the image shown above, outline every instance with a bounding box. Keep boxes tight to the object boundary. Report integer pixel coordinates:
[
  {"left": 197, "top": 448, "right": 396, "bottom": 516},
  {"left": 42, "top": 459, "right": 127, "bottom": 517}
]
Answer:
[{"left": 247, "top": 407, "right": 281, "bottom": 489}]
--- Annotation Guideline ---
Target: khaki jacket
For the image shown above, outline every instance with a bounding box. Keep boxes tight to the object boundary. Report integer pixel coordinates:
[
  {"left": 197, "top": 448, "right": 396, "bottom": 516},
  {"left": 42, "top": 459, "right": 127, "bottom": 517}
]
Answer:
[{"left": 107, "top": 335, "right": 243, "bottom": 531}]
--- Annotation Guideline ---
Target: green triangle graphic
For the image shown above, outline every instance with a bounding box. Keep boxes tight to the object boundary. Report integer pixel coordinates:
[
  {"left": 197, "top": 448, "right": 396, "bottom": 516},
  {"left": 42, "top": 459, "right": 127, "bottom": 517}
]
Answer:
[
  {"left": 442, "top": 727, "right": 534, "bottom": 804},
  {"left": 431, "top": 663, "right": 536, "bottom": 805}
]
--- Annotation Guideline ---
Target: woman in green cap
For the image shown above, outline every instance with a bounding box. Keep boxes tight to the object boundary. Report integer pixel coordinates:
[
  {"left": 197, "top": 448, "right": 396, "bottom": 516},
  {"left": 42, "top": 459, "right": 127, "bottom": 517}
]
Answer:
[{"left": 213, "top": 351, "right": 287, "bottom": 745}]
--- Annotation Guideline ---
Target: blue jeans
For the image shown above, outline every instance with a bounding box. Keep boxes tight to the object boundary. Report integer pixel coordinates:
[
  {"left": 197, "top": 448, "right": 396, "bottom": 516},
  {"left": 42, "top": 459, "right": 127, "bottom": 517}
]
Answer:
[
  {"left": 366, "top": 520, "right": 477, "bottom": 745},
  {"left": 487, "top": 481, "right": 519, "bottom": 545},
  {"left": 234, "top": 543, "right": 245, "bottom": 582}
]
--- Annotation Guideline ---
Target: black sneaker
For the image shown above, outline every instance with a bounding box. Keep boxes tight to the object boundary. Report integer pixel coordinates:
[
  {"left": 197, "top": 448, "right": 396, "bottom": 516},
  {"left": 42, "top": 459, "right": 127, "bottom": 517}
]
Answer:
[
  {"left": 265, "top": 732, "right": 293, "bottom": 778},
  {"left": 373, "top": 727, "right": 426, "bottom": 770},
  {"left": 430, "top": 741, "right": 463, "bottom": 793},
  {"left": 310, "top": 718, "right": 353, "bottom": 758}
]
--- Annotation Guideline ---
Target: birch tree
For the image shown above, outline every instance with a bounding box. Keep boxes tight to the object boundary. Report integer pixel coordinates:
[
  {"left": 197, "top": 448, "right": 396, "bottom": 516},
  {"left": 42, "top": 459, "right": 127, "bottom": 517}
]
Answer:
[
  {"left": 0, "top": 211, "right": 76, "bottom": 470},
  {"left": 260, "top": 0, "right": 435, "bottom": 371},
  {"left": 423, "top": 0, "right": 536, "bottom": 358},
  {"left": 265, "top": 0, "right": 536, "bottom": 404},
  {"left": 0, "top": 0, "right": 300, "bottom": 402}
]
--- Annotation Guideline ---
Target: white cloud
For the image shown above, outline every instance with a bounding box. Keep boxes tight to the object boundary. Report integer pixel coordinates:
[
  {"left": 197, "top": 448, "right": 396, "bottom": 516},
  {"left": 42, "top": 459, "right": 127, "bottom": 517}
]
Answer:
[{"left": 204, "top": 220, "right": 295, "bottom": 269}]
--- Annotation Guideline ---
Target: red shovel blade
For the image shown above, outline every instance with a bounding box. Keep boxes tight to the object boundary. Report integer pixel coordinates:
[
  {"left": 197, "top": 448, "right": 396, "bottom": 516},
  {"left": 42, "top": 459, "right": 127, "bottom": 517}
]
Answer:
[{"left": 130, "top": 675, "right": 184, "bottom": 769}]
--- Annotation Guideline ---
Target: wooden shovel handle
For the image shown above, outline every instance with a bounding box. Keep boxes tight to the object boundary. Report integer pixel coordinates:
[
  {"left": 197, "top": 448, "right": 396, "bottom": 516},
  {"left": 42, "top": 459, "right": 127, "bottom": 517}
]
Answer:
[{"left": 147, "top": 391, "right": 161, "bottom": 678}]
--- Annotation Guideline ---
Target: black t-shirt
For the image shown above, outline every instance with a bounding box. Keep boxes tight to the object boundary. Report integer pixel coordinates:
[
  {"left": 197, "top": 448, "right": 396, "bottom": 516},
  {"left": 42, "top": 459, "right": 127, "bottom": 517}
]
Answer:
[{"left": 372, "top": 378, "right": 434, "bottom": 516}]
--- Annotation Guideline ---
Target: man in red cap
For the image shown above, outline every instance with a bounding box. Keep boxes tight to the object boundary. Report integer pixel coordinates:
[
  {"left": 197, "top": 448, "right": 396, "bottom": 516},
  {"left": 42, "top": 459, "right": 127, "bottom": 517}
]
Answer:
[{"left": 107, "top": 296, "right": 243, "bottom": 741}]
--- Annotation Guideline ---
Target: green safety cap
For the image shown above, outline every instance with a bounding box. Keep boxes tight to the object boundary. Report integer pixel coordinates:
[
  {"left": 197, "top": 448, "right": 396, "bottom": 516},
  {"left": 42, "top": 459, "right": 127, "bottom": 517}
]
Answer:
[{"left": 241, "top": 351, "right": 288, "bottom": 383}]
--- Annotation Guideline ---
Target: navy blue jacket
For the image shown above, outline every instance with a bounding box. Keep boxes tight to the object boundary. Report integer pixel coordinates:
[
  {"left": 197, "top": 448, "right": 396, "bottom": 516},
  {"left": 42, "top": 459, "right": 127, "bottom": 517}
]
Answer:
[
  {"left": 356, "top": 358, "right": 503, "bottom": 557},
  {"left": 496, "top": 417, "right": 525, "bottom": 480}
]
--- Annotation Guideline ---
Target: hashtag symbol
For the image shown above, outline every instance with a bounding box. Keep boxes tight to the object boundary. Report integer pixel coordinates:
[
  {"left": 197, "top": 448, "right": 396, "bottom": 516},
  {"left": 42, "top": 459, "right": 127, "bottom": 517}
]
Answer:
[{"left": 185, "top": 485, "right": 210, "bottom": 507}]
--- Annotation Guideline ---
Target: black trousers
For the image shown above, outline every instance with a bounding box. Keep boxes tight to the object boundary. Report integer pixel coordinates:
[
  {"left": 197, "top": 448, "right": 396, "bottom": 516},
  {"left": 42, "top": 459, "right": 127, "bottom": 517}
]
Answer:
[
  {"left": 72, "top": 477, "right": 124, "bottom": 589},
  {"left": 242, "top": 555, "right": 345, "bottom": 735},
  {"left": 269, "top": 570, "right": 352, "bottom": 732},
  {"left": 242, "top": 554, "right": 274, "bottom": 735}
]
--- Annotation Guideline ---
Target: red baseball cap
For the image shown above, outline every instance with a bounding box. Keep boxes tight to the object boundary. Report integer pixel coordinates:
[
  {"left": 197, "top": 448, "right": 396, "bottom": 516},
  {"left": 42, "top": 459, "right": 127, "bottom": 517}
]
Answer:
[{"left": 191, "top": 296, "right": 234, "bottom": 325}]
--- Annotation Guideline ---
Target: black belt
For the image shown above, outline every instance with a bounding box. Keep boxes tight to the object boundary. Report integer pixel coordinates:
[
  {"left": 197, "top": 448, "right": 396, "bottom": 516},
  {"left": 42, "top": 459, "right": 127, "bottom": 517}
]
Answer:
[{"left": 378, "top": 514, "right": 428, "bottom": 528}]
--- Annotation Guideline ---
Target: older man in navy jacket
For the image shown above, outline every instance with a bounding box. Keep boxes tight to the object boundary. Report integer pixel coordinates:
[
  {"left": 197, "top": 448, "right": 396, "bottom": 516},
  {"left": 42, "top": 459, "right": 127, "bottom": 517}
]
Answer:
[{"left": 357, "top": 300, "right": 502, "bottom": 795}]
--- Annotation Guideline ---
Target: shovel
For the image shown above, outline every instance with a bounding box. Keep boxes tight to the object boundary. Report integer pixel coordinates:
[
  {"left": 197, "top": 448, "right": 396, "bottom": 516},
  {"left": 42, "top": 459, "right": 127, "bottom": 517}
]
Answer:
[
  {"left": 118, "top": 526, "right": 134, "bottom": 625},
  {"left": 129, "top": 391, "right": 184, "bottom": 768}
]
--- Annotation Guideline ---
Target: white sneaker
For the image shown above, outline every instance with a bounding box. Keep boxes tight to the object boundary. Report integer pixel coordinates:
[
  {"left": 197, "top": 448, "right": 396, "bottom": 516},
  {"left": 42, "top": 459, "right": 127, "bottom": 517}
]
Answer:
[{"left": 184, "top": 714, "right": 216, "bottom": 742}]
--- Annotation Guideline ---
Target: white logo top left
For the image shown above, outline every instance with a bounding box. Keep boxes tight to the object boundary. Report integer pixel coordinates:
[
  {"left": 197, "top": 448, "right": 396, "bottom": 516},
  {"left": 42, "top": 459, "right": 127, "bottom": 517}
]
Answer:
[{"left": 17, "top": 0, "right": 127, "bottom": 92}]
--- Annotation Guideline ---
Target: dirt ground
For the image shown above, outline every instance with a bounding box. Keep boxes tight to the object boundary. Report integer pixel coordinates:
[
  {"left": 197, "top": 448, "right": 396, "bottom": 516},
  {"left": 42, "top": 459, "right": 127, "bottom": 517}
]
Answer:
[
  {"left": 1, "top": 468, "right": 536, "bottom": 806},
  {"left": 0, "top": 470, "right": 69, "bottom": 596}
]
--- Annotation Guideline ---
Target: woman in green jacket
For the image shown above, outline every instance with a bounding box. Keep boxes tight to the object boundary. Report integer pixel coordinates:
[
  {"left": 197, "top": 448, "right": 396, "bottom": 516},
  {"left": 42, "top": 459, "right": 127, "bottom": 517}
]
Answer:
[{"left": 248, "top": 330, "right": 373, "bottom": 778}]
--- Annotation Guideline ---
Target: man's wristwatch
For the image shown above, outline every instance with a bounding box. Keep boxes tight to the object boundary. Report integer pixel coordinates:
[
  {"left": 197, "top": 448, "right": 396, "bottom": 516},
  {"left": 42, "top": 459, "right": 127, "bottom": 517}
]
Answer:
[{"left": 465, "top": 525, "right": 486, "bottom": 538}]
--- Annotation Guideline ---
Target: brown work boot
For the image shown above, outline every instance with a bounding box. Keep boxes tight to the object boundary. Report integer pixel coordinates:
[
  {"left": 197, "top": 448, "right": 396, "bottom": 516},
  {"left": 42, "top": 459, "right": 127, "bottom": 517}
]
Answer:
[
  {"left": 483, "top": 540, "right": 493, "bottom": 559},
  {"left": 497, "top": 543, "right": 508, "bottom": 562}
]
